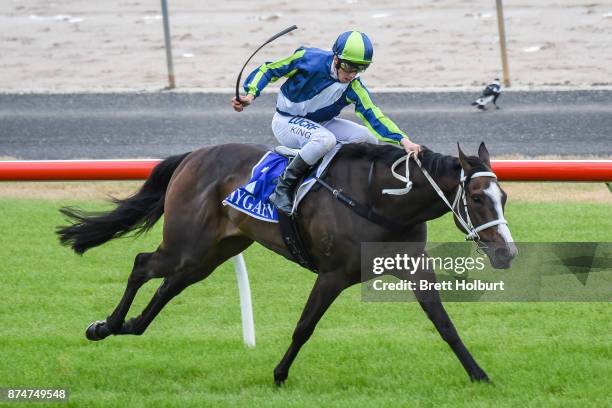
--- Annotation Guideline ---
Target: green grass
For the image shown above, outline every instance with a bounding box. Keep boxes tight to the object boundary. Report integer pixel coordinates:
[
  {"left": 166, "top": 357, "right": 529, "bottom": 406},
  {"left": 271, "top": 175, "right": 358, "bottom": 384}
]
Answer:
[{"left": 0, "top": 198, "right": 610, "bottom": 407}]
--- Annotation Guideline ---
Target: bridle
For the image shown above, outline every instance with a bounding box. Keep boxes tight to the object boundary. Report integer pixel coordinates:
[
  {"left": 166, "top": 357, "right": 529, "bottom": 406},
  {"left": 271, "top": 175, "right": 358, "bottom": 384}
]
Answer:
[{"left": 382, "top": 152, "right": 508, "bottom": 242}]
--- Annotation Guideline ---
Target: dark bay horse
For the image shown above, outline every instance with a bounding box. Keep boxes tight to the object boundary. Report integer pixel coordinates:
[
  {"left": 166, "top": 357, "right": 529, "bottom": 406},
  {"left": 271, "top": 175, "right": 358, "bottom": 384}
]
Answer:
[{"left": 57, "top": 142, "right": 517, "bottom": 384}]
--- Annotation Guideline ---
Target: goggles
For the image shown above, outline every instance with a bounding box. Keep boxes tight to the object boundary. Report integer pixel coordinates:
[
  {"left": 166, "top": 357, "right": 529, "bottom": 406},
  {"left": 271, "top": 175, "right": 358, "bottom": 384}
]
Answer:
[{"left": 338, "top": 60, "right": 369, "bottom": 73}]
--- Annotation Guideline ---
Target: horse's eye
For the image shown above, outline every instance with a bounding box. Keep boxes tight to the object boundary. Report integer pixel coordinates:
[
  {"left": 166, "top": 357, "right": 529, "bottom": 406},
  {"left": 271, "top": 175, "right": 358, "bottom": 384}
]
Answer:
[{"left": 472, "top": 195, "right": 482, "bottom": 203}]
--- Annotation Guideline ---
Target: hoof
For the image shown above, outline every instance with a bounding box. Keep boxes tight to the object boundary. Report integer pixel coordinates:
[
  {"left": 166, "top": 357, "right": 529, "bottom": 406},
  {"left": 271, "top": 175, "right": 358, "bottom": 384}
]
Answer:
[
  {"left": 274, "top": 370, "right": 288, "bottom": 386},
  {"left": 470, "top": 372, "right": 491, "bottom": 383},
  {"left": 85, "top": 320, "right": 110, "bottom": 341}
]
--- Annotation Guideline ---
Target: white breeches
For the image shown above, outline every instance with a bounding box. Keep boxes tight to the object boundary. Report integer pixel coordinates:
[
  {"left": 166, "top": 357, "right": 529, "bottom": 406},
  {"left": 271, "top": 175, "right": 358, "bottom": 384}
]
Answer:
[{"left": 271, "top": 112, "right": 378, "bottom": 165}]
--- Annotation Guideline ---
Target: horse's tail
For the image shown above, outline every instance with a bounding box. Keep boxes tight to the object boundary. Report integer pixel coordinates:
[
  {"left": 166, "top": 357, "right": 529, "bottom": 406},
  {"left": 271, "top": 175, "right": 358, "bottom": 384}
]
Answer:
[{"left": 57, "top": 152, "right": 190, "bottom": 254}]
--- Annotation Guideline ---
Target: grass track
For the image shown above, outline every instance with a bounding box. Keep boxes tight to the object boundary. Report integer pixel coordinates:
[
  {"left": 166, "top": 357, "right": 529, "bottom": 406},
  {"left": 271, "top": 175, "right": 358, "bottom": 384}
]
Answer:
[{"left": 0, "top": 198, "right": 610, "bottom": 407}]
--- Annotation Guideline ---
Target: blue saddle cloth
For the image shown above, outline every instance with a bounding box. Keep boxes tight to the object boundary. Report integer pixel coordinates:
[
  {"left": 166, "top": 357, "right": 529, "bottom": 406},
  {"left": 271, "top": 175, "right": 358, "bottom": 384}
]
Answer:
[
  {"left": 223, "top": 145, "right": 341, "bottom": 222},
  {"left": 223, "top": 151, "right": 292, "bottom": 222}
]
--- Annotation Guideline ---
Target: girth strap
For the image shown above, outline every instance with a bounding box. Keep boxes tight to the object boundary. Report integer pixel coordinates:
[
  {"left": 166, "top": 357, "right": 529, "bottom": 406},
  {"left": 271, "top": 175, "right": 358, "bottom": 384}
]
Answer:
[{"left": 277, "top": 211, "right": 319, "bottom": 272}]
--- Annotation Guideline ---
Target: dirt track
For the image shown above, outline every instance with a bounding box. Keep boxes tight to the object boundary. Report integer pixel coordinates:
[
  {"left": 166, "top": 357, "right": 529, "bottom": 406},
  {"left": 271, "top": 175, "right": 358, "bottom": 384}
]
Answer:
[{"left": 3, "top": 1, "right": 612, "bottom": 91}]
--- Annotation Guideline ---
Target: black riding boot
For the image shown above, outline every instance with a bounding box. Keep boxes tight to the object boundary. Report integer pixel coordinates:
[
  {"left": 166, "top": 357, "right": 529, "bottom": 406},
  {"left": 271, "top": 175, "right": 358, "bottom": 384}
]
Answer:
[{"left": 269, "top": 153, "right": 312, "bottom": 215}]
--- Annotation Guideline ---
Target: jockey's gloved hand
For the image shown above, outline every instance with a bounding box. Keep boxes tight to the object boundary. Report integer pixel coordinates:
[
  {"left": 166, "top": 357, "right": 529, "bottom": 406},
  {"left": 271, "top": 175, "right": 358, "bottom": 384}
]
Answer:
[
  {"left": 232, "top": 94, "right": 255, "bottom": 112},
  {"left": 400, "top": 138, "right": 422, "bottom": 155}
]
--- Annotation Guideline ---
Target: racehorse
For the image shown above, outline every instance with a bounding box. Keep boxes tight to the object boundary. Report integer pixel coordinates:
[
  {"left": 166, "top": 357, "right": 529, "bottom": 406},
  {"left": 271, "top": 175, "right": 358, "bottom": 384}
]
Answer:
[{"left": 57, "top": 141, "right": 517, "bottom": 385}]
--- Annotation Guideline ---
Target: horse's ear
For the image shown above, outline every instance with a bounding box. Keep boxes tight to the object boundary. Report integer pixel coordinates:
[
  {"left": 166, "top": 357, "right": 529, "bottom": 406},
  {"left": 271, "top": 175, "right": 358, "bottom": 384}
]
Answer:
[
  {"left": 478, "top": 141, "right": 491, "bottom": 168},
  {"left": 457, "top": 143, "right": 472, "bottom": 171}
]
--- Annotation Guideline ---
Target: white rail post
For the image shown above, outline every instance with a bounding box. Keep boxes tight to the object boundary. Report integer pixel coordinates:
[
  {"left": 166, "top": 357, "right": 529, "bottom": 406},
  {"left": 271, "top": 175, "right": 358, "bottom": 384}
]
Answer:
[{"left": 232, "top": 254, "right": 256, "bottom": 347}]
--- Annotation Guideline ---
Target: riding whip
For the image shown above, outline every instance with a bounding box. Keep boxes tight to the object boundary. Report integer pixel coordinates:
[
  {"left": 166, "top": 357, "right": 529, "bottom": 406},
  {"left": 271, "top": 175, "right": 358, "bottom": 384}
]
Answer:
[{"left": 235, "top": 25, "right": 298, "bottom": 103}]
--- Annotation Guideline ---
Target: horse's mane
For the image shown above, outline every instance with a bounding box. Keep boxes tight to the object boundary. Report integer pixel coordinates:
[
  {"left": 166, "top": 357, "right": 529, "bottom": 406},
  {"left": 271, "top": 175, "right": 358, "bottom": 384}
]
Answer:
[{"left": 338, "top": 143, "right": 482, "bottom": 179}]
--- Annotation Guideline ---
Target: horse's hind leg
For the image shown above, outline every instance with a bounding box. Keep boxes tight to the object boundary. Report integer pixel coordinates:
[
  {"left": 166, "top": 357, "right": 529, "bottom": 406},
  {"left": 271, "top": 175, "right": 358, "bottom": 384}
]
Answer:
[
  {"left": 86, "top": 235, "right": 252, "bottom": 340},
  {"left": 85, "top": 250, "right": 168, "bottom": 341},
  {"left": 118, "top": 271, "right": 198, "bottom": 336},
  {"left": 412, "top": 257, "right": 489, "bottom": 382},
  {"left": 117, "top": 236, "right": 253, "bottom": 336}
]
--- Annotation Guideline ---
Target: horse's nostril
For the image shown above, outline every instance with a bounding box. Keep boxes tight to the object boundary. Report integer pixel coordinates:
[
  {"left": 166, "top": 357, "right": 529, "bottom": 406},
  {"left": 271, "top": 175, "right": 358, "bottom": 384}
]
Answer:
[{"left": 495, "top": 247, "right": 510, "bottom": 259}]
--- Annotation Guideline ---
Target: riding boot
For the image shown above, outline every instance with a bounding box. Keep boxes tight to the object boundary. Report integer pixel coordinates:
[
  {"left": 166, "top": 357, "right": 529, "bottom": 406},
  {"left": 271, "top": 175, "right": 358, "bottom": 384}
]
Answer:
[{"left": 269, "top": 153, "right": 312, "bottom": 215}]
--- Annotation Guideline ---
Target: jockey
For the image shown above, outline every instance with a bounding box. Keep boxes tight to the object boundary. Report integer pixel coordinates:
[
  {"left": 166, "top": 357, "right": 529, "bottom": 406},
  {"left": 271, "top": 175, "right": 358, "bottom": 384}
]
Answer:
[{"left": 232, "top": 30, "right": 421, "bottom": 215}]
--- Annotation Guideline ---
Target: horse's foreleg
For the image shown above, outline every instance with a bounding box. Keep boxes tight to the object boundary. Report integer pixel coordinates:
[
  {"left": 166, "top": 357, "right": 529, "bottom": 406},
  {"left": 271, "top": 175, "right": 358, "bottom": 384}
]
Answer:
[
  {"left": 274, "top": 272, "right": 351, "bottom": 385},
  {"left": 412, "top": 262, "right": 489, "bottom": 382}
]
